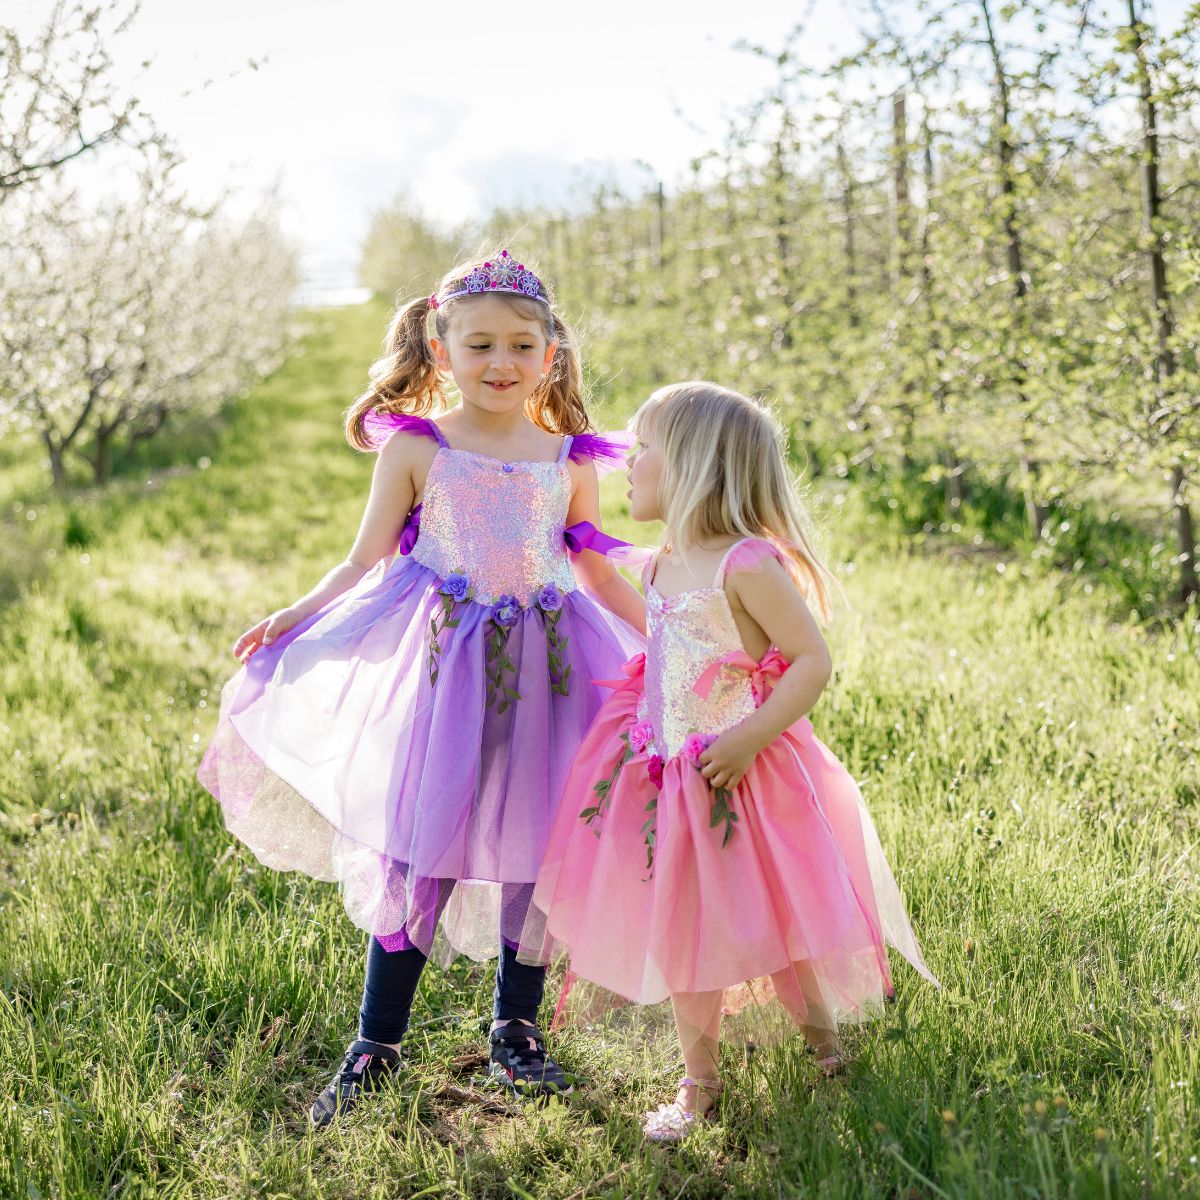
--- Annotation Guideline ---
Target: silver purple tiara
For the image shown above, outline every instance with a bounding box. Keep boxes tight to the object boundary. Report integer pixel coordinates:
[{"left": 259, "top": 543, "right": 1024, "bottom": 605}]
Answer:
[{"left": 430, "top": 250, "right": 546, "bottom": 309}]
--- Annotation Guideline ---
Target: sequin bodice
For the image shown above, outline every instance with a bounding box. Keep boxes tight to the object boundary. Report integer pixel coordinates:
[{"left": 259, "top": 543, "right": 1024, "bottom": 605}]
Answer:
[
  {"left": 643, "top": 569, "right": 759, "bottom": 760},
  {"left": 411, "top": 447, "right": 576, "bottom": 605}
]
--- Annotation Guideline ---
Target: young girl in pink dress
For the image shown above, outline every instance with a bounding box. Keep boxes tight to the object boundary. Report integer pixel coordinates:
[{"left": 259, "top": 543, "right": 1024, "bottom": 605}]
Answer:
[
  {"left": 527, "top": 381, "right": 938, "bottom": 1140},
  {"left": 198, "top": 251, "right": 645, "bottom": 1126}
]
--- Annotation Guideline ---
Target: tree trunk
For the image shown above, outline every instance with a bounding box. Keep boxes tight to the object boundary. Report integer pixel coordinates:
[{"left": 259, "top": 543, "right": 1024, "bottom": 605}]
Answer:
[
  {"left": 892, "top": 89, "right": 916, "bottom": 470},
  {"left": 917, "top": 113, "right": 967, "bottom": 515},
  {"left": 892, "top": 91, "right": 912, "bottom": 286},
  {"left": 652, "top": 181, "right": 666, "bottom": 271},
  {"left": 943, "top": 446, "right": 965, "bottom": 513},
  {"left": 979, "top": 0, "right": 1045, "bottom": 541},
  {"left": 1126, "top": 0, "right": 1195, "bottom": 604},
  {"left": 771, "top": 118, "right": 794, "bottom": 353},
  {"left": 90, "top": 428, "right": 114, "bottom": 486},
  {"left": 1018, "top": 457, "right": 1047, "bottom": 542},
  {"left": 1170, "top": 466, "right": 1199, "bottom": 604},
  {"left": 835, "top": 137, "right": 859, "bottom": 330},
  {"left": 45, "top": 435, "right": 66, "bottom": 490}
]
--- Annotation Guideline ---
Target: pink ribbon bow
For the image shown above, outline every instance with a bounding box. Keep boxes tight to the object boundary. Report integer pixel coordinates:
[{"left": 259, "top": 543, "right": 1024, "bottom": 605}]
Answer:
[
  {"left": 592, "top": 651, "right": 646, "bottom": 695},
  {"left": 693, "top": 648, "right": 790, "bottom": 703}
]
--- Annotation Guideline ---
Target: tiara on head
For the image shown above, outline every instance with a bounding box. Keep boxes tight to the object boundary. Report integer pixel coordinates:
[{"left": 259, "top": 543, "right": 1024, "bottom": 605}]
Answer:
[{"left": 429, "top": 250, "right": 546, "bottom": 309}]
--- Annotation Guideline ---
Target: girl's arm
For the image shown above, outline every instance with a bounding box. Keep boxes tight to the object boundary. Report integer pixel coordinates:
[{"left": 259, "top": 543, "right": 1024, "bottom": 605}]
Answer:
[
  {"left": 565, "top": 459, "right": 647, "bottom": 636},
  {"left": 233, "top": 434, "right": 420, "bottom": 660},
  {"left": 699, "top": 557, "right": 833, "bottom": 790}
]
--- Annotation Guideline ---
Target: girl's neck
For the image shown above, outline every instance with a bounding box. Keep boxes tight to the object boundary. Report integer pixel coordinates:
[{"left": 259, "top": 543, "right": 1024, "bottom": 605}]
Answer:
[
  {"left": 663, "top": 531, "right": 743, "bottom": 559},
  {"left": 445, "top": 403, "right": 530, "bottom": 441}
]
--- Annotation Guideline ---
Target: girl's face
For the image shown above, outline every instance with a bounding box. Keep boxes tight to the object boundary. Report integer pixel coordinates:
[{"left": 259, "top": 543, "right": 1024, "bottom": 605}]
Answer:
[
  {"left": 626, "top": 422, "right": 664, "bottom": 523},
  {"left": 430, "top": 294, "right": 557, "bottom": 416}
]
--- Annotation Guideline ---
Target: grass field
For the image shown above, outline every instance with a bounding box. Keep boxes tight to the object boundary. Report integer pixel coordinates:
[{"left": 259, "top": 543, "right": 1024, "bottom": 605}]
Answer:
[{"left": 1, "top": 304, "right": 1197, "bottom": 1199}]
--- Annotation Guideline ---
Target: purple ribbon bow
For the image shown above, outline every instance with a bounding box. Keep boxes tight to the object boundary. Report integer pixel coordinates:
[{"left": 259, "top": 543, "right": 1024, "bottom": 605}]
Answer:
[
  {"left": 398, "top": 511, "right": 632, "bottom": 560},
  {"left": 398, "top": 503, "right": 423, "bottom": 556},
  {"left": 563, "top": 520, "right": 633, "bottom": 556}
]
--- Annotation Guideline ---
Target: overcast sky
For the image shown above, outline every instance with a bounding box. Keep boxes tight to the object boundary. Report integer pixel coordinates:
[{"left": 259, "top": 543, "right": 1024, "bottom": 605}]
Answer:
[
  {"left": 105, "top": 0, "right": 1190, "bottom": 286},
  {"left": 109, "top": 0, "right": 856, "bottom": 277}
]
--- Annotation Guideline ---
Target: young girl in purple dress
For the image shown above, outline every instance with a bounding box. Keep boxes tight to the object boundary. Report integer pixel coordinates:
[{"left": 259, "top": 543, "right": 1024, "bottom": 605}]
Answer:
[{"left": 198, "top": 250, "right": 644, "bottom": 1126}]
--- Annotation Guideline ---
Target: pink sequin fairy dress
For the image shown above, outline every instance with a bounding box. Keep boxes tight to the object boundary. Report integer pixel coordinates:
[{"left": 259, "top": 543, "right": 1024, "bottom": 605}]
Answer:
[
  {"left": 198, "top": 415, "right": 643, "bottom": 961},
  {"left": 527, "top": 537, "right": 937, "bottom": 1041}
]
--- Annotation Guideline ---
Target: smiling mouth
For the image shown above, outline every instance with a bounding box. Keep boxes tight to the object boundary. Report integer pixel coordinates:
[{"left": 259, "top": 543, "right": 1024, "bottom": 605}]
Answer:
[{"left": 484, "top": 381, "right": 516, "bottom": 390}]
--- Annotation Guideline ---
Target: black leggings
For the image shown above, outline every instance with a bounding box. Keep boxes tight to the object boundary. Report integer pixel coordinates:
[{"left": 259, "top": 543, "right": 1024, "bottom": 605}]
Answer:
[{"left": 358, "top": 935, "right": 547, "bottom": 1044}]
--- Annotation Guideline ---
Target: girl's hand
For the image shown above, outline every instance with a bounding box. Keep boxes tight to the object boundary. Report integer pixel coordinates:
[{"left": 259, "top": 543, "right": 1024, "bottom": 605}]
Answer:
[
  {"left": 699, "top": 724, "right": 763, "bottom": 791},
  {"left": 233, "top": 607, "right": 305, "bottom": 662}
]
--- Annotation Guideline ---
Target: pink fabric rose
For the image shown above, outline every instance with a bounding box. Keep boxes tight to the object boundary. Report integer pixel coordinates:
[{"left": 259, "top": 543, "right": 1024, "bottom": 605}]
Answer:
[
  {"left": 682, "top": 732, "right": 715, "bottom": 767},
  {"left": 628, "top": 720, "right": 654, "bottom": 754},
  {"left": 647, "top": 755, "right": 664, "bottom": 789}
]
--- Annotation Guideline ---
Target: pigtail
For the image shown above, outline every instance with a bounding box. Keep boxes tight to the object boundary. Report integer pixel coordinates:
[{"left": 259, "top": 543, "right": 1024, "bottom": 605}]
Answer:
[
  {"left": 345, "top": 295, "right": 445, "bottom": 452},
  {"left": 526, "top": 312, "right": 591, "bottom": 436}
]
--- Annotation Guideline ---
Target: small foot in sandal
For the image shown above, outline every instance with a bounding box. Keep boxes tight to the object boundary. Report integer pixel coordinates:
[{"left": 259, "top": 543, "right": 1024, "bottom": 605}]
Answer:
[
  {"left": 816, "top": 1051, "right": 849, "bottom": 1078},
  {"left": 642, "top": 1075, "right": 723, "bottom": 1142},
  {"left": 805, "top": 1035, "right": 849, "bottom": 1078}
]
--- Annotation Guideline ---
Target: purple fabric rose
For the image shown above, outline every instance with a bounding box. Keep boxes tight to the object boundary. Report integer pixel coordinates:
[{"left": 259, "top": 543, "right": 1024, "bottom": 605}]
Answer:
[
  {"left": 536, "top": 583, "right": 563, "bottom": 613},
  {"left": 491, "top": 595, "right": 521, "bottom": 629},
  {"left": 628, "top": 720, "right": 654, "bottom": 755},
  {"left": 682, "top": 732, "right": 715, "bottom": 767},
  {"left": 439, "top": 572, "right": 471, "bottom": 602}
]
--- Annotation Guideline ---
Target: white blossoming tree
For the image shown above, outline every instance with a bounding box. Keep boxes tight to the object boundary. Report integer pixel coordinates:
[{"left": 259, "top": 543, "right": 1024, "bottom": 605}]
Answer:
[
  {"left": 0, "top": 2, "right": 299, "bottom": 487},
  {"left": 1, "top": 0, "right": 157, "bottom": 199},
  {"left": 0, "top": 174, "right": 299, "bottom": 486}
]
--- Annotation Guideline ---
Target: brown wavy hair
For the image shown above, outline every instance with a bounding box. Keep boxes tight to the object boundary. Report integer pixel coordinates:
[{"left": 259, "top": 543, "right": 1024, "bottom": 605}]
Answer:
[{"left": 345, "top": 250, "right": 590, "bottom": 451}]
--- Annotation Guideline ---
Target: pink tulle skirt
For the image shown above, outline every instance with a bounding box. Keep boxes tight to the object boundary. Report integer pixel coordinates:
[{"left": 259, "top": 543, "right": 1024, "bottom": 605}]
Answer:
[{"left": 525, "top": 659, "right": 937, "bottom": 1042}]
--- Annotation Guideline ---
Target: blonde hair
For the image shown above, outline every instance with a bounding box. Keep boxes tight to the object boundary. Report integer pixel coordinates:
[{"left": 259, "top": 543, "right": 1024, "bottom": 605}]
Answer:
[
  {"left": 345, "top": 250, "right": 590, "bottom": 450},
  {"left": 634, "top": 382, "right": 835, "bottom": 622}
]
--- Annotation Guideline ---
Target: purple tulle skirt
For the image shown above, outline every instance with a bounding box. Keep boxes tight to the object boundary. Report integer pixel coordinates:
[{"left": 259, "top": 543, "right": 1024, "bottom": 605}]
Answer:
[{"left": 198, "top": 554, "right": 643, "bottom": 961}]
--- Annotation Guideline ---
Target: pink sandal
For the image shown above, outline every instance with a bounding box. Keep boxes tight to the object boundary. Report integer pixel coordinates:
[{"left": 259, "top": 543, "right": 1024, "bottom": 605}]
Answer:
[
  {"left": 641, "top": 1075, "right": 723, "bottom": 1141},
  {"left": 816, "top": 1051, "right": 849, "bottom": 1078}
]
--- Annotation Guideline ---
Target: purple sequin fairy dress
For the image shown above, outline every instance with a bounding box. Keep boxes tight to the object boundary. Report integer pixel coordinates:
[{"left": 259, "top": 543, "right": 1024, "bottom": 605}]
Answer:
[{"left": 198, "top": 415, "right": 643, "bottom": 961}]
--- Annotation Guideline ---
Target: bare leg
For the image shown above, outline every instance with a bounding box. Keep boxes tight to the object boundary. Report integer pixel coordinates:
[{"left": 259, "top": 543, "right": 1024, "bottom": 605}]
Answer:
[
  {"left": 669, "top": 990, "right": 724, "bottom": 1115},
  {"left": 790, "top": 961, "right": 845, "bottom": 1073}
]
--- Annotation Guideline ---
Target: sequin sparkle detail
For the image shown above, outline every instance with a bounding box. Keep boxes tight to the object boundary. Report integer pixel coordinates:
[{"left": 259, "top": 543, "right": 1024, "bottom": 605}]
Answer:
[
  {"left": 642, "top": 583, "right": 759, "bottom": 760},
  {"left": 411, "top": 451, "right": 576, "bottom": 607},
  {"left": 412, "top": 449, "right": 580, "bottom": 705}
]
